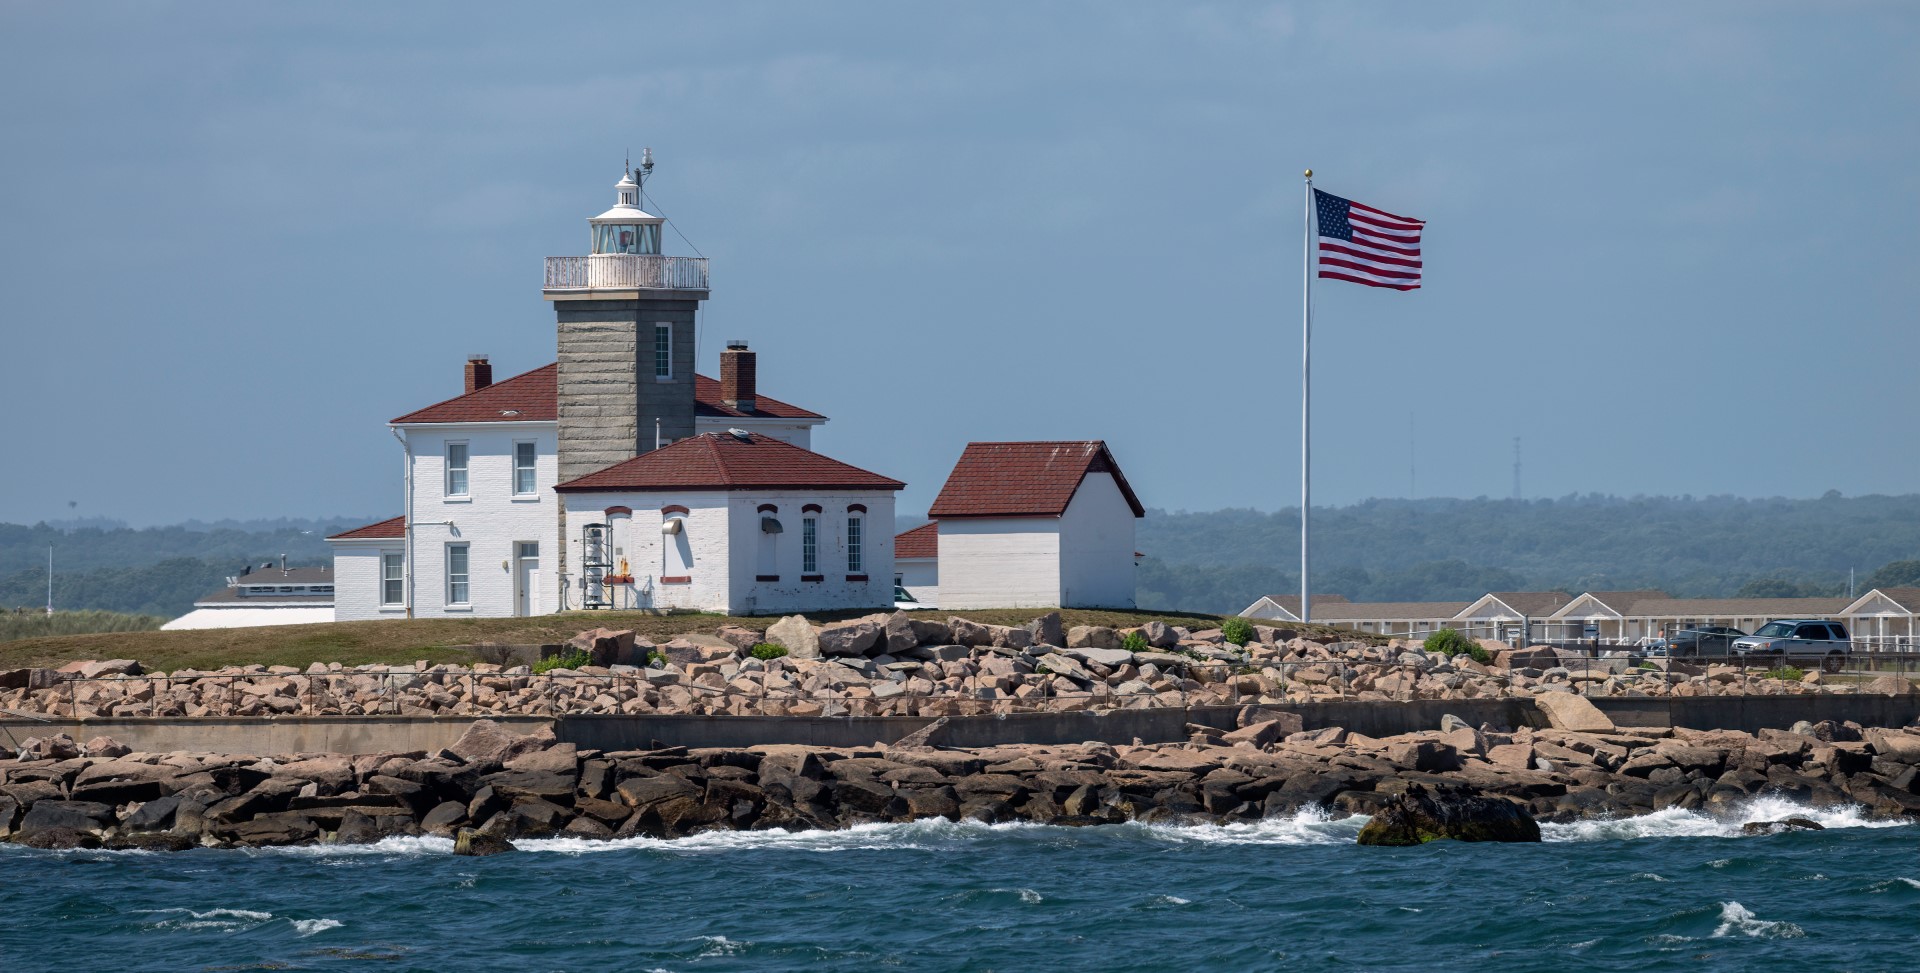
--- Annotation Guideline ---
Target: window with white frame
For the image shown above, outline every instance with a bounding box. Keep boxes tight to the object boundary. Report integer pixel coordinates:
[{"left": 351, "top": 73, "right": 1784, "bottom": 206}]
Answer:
[
  {"left": 802, "top": 516, "right": 818, "bottom": 573},
  {"left": 847, "top": 514, "right": 863, "bottom": 574},
  {"left": 445, "top": 443, "right": 469, "bottom": 497},
  {"left": 513, "top": 441, "right": 537, "bottom": 495},
  {"left": 653, "top": 323, "right": 672, "bottom": 379},
  {"left": 446, "top": 544, "right": 470, "bottom": 604},
  {"left": 381, "top": 552, "right": 404, "bottom": 606}
]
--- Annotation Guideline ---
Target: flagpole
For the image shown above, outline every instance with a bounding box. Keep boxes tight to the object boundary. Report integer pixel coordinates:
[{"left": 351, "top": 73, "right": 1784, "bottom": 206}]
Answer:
[{"left": 1301, "top": 169, "right": 1313, "bottom": 626}]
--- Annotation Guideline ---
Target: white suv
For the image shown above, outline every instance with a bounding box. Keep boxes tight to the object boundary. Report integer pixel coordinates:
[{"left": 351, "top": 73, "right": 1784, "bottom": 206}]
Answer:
[{"left": 1731, "top": 619, "right": 1851, "bottom": 673}]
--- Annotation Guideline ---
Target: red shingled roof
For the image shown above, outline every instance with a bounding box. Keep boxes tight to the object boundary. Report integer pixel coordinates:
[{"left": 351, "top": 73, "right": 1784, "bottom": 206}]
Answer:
[
  {"left": 327, "top": 515, "right": 405, "bottom": 540},
  {"left": 554, "top": 432, "right": 904, "bottom": 493},
  {"left": 928, "top": 441, "right": 1144, "bottom": 519},
  {"left": 895, "top": 522, "right": 938, "bottom": 559},
  {"left": 390, "top": 363, "right": 825, "bottom": 424}
]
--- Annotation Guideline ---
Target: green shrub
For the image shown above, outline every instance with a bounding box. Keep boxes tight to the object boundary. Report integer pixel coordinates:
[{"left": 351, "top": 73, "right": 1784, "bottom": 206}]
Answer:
[
  {"left": 533, "top": 648, "right": 591, "bottom": 674},
  {"left": 1764, "top": 666, "right": 1806, "bottom": 681},
  {"left": 1120, "top": 630, "right": 1150, "bottom": 653},
  {"left": 646, "top": 650, "right": 667, "bottom": 667},
  {"left": 750, "top": 642, "right": 789, "bottom": 660},
  {"left": 1423, "top": 628, "right": 1473, "bottom": 657},
  {"left": 1221, "top": 617, "right": 1255, "bottom": 647}
]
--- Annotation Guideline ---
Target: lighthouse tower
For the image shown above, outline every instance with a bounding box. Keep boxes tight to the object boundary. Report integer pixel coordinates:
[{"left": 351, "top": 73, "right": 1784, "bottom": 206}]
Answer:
[{"left": 544, "top": 152, "right": 710, "bottom": 484}]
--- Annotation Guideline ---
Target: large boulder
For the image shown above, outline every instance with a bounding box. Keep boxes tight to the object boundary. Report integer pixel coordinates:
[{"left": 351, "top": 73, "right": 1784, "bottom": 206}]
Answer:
[
  {"left": 1865, "top": 675, "right": 1915, "bottom": 696},
  {"left": 1067, "top": 626, "right": 1121, "bottom": 651},
  {"left": 818, "top": 618, "right": 883, "bottom": 657},
  {"left": 1533, "top": 692, "right": 1616, "bottom": 733},
  {"left": 17, "top": 800, "right": 116, "bottom": 837},
  {"left": 1063, "top": 646, "right": 1133, "bottom": 668},
  {"left": 1027, "top": 612, "right": 1064, "bottom": 648},
  {"left": 948, "top": 618, "right": 995, "bottom": 647},
  {"left": 448, "top": 719, "right": 556, "bottom": 766},
  {"left": 570, "top": 628, "right": 640, "bottom": 667},
  {"left": 1494, "top": 645, "right": 1559, "bottom": 670},
  {"left": 1356, "top": 784, "right": 1542, "bottom": 846},
  {"left": 715, "top": 625, "right": 765, "bottom": 652},
  {"left": 1137, "top": 621, "right": 1179, "bottom": 649},
  {"left": 765, "top": 615, "right": 821, "bottom": 660},
  {"left": 882, "top": 613, "right": 919, "bottom": 655},
  {"left": 453, "top": 827, "right": 516, "bottom": 856}
]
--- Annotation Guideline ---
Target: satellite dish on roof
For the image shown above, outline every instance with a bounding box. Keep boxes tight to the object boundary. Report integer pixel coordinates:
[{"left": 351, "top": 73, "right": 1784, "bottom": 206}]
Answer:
[{"left": 727, "top": 428, "right": 751, "bottom": 441}]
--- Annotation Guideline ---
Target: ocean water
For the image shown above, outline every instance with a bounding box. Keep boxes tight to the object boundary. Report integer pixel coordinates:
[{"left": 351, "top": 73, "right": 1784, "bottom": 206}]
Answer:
[{"left": 2, "top": 796, "right": 1915, "bottom": 973}]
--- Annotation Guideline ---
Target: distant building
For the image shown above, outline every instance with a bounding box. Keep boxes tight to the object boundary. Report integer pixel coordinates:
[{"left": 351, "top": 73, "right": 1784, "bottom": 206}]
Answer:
[
  {"left": 163, "top": 564, "right": 335, "bottom": 630},
  {"left": 925, "top": 441, "right": 1144, "bottom": 610},
  {"left": 893, "top": 522, "right": 939, "bottom": 605}
]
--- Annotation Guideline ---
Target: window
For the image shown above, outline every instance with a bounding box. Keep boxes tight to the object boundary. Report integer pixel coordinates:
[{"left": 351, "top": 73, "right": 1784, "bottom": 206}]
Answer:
[
  {"left": 653, "top": 323, "right": 672, "bottom": 379},
  {"left": 445, "top": 443, "right": 469, "bottom": 497},
  {"left": 847, "top": 515, "right": 863, "bottom": 574},
  {"left": 802, "top": 517, "right": 818, "bottom": 573},
  {"left": 447, "top": 544, "right": 470, "bottom": 604},
  {"left": 382, "top": 554, "right": 404, "bottom": 605},
  {"left": 513, "top": 441, "right": 537, "bottom": 495}
]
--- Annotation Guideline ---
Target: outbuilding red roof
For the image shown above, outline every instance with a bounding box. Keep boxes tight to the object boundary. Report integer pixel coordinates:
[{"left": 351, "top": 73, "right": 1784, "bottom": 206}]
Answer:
[
  {"left": 928, "top": 441, "right": 1144, "bottom": 519},
  {"left": 327, "top": 515, "right": 405, "bottom": 540},
  {"left": 894, "top": 522, "right": 938, "bottom": 559},
  {"left": 390, "top": 363, "right": 825, "bottom": 424},
  {"left": 554, "top": 432, "right": 904, "bottom": 494}
]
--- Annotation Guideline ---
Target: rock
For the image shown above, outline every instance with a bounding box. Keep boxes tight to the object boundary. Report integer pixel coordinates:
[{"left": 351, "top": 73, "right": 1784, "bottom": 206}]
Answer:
[
  {"left": 1355, "top": 784, "right": 1542, "bottom": 846},
  {"left": 77, "top": 659, "right": 143, "bottom": 678},
  {"left": 765, "top": 615, "right": 821, "bottom": 660},
  {"left": 1387, "top": 740, "right": 1463, "bottom": 773},
  {"left": 1028, "top": 612, "right": 1064, "bottom": 648},
  {"left": 891, "top": 717, "right": 952, "bottom": 750},
  {"left": 1741, "top": 817, "right": 1826, "bottom": 835},
  {"left": 422, "top": 801, "right": 468, "bottom": 836},
  {"left": 989, "top": 625, "right": 1034, "bottom": 650},
  {"left": 448, "top": 719, "right": 554, "bottom": 765},
  {"left": 1035, "top": 654, "right": 1091, "bottom": 682},
  {"left": 453, "top": 827, "right": 516, "bottom": 856},
  {"left": 1137, "top": 621, "right": 1179, "bottom": 649},
  {"left": 105, "top": 832, "right": 197, "bottom": 852},
  {"left": 1439, "top": 714, "right": 1472, "bottom": 733},
  {"left": 1494, "top": 646, "right": 1558, "bottom": 670},
  {"left": 1221, "top": 719, "right": 1289, "bottom": 749},
  {"left": 715, "top": 625, "right": 764, "bottom": 652},
  {"left": 21, "top": 733, "right": 80, "bottom": 761},
  {"left": 1235, "top": 706, "right": 1304, "bottom": 735},
  {"left": 124, "top": 794, "right": 185, "bottom": 831},
  {"left": 1865, "top": 675, "right": 1915, "bottom": 696},
  {"left": 570, "top": 628, "right": 639, "bottom": 667},
  {"left": 906, "top": 618, "right": 951, "bottom": 646},
  {"left": 948, "top": 618, "right": 994, "bottom": 647},
  {"left": 1067, "top": 626, "right": 1121, "bottom": 651},
  {"left": 818, "top": 618, "right": 883, "bottom": 657},
  {"left": 1063, "top": 647, "right": 1133, "bottom": 668},
  {"left": 13, "top": 827, "right": 102, "bottom": 849},
  {"left": 1533, "top": 693, "right": 1616, "bottom": 733},
  {"left": 882, "top": 612, "right": 919, "bottom": 655},
  {"left": 18, "top": 800, "right": 116, "bottom": 836},
  {"left": 83, "top": 736, "right": 131, "bottom": 758}
]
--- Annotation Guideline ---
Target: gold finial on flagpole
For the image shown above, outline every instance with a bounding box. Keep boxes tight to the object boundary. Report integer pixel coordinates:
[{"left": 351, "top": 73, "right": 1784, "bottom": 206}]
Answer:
[{"left": 1304, "top": 169, "right": 1312, "bottom": 178}]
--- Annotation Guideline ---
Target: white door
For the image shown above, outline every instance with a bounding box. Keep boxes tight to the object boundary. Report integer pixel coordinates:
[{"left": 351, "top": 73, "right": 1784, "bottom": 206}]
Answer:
[{"left": 515, "top": 542, "right": 539, "bottom": 616}]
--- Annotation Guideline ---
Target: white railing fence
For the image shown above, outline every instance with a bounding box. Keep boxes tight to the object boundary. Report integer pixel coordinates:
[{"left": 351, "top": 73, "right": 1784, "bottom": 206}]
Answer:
[{"left": 544, "top": 254, "right": 709, "bottom": 291}]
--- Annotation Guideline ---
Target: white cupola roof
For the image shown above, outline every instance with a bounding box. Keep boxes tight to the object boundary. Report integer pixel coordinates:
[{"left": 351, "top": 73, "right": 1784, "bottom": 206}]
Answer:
[{"left": 591, "top": 168, "right": 663, "bottom": 226}]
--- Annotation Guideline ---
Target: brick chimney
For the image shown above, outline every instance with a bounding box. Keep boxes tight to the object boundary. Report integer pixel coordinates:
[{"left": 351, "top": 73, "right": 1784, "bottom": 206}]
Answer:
[
  {"left": 465, "top": 354, "right": 493, "bottom": 394},
  {"left": 720, "top": 341, "right": 756, "bottom": 412}
]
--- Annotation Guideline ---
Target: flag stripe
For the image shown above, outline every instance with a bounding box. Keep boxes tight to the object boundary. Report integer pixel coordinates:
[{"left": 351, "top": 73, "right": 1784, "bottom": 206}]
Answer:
[
  {"left": 1319, "top": 269, "right": 1420, "bottom": 290},
  {"left": 1314, "top": 188, "right": 1424, "bottom": 290}
]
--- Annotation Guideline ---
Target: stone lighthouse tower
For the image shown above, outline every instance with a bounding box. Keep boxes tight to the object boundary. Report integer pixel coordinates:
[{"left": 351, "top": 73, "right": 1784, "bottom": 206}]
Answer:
[{"left": 544, "top": 151, "right": 710, "bottom": 483}]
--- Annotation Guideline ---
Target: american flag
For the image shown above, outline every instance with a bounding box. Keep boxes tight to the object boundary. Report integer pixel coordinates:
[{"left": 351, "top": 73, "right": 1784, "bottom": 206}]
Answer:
[{"left": 1314, "top": 188, "right": 1424, "bottom": 291}]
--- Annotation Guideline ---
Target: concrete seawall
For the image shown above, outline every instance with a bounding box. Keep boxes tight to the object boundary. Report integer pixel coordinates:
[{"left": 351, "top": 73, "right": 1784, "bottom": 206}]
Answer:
[{"left": 6, "top": 693, "right": 1916, "bottom": 754}]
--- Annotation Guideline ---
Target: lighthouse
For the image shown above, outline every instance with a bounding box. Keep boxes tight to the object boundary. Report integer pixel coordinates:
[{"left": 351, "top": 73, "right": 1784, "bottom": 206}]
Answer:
[{"left": 544, "top": 151, "right": 710, "bottom": 483}]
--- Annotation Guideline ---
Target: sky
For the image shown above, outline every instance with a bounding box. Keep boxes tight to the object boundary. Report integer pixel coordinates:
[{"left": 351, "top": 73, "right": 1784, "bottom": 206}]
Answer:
[{"left": 1, "top": 2, "right": 1916, "bottom": 526}]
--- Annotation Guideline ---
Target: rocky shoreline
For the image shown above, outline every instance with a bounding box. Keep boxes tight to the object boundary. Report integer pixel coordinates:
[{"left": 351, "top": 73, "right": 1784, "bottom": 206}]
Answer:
[
  {"left": 4, "top": 612, "right": 1909, "bottom": 722},
  {"left": 5, "top": 703, "right": 1919, "bottom": 852}
]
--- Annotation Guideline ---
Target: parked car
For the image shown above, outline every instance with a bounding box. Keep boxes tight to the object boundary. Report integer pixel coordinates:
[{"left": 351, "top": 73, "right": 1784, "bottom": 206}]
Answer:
[
  {"left": 1664, "top": 625, "right": 1748, "bottom": 658},
  {"left": 895, "top": 585, "right": 936, "bottom": 611},
  {"left": 1731, "top": 619, "right": 1851, "bottom": 672}
]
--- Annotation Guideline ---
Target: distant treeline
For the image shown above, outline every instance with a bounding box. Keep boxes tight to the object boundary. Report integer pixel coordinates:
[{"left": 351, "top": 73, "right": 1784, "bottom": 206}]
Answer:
[
  {"left": 8, "top": 494, "right": 1920, "bottom": 619},
  {"left": 1135, "top": 494, "right": 1920, "bottom": 615},
  {"left": 0, "top": 609, "right": 165, "bottom": 644}
]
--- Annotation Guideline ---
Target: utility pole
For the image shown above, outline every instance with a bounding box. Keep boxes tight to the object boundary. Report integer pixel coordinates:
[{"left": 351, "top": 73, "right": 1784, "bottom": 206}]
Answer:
[{"left": 46, "top": 546, "right": 53, "bottom": 616}]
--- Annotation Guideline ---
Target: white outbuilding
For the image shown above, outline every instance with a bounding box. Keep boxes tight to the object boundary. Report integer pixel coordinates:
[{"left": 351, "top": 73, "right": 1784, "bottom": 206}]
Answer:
[
  {"left": 552, "top": 429, "right": 904, "bottom": 616},
  {"left": 926, "top": 441, "right": 1144, "bottom": 610}
]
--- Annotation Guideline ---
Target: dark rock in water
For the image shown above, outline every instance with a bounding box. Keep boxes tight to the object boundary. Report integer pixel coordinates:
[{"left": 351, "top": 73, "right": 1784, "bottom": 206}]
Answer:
[
  {"left": 1357, "top": 783, "right": 1542, "bottom": 846},
  {"left": 124, "top": 794, "right": 184, "bottom": 832},
  {"left": 453, "top": 827, "right": 515, "bottom": 856},
  {"left": 17, "top": 800, "right": 115, "bottom": 837},
  {"left": 421, "top": 801, "right": 468, "bottom": 837},
  {"left": 105, "top": 832, "right": 198, "bottom": 852},
  {"left": 14, "top": 827, "right": 102, "bottom": 850},
  {"left": 1741, "top": 817, "right": 1827, "bottom": 836}
]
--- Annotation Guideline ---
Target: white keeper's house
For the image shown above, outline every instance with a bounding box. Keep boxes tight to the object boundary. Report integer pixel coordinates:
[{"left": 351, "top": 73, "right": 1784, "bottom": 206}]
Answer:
[{"left": 329, "top": 160, "right": 900, "bottom": 619}]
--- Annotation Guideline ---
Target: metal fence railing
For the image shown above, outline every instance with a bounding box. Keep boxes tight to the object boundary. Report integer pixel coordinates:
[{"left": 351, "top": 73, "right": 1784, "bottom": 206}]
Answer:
[{"left": 5, "top": 650, "right": 1915, "bottom": 723}]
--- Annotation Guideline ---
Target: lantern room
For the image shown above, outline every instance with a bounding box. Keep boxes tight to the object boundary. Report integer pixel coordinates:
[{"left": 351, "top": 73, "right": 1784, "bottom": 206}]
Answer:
[{"left": 589, "top": 160, "right": 663, "bottom": 256}]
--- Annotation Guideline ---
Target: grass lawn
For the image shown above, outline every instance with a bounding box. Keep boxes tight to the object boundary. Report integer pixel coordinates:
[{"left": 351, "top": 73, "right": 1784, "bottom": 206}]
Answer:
[{"left": 0, "top": 607, "right": 1375, "bottom": 672}]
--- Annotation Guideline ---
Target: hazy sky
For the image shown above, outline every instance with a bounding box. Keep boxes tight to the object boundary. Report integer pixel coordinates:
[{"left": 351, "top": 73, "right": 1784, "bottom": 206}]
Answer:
[{"left": 2, "top": 2, "right": 1916, "bottom": 526}]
